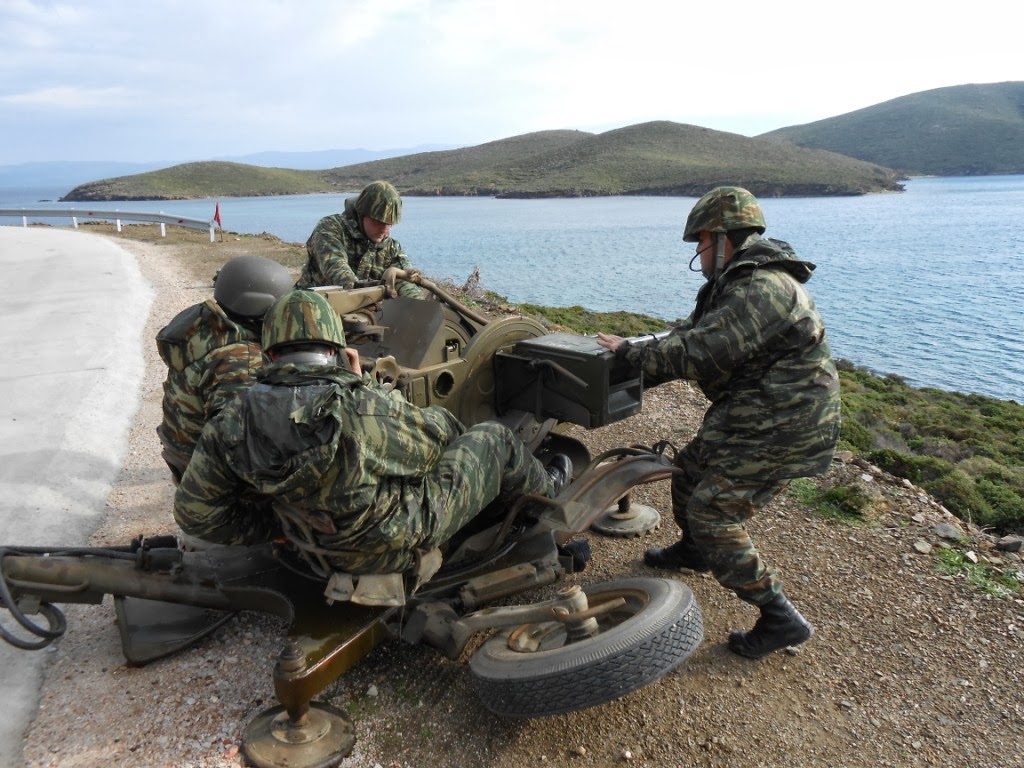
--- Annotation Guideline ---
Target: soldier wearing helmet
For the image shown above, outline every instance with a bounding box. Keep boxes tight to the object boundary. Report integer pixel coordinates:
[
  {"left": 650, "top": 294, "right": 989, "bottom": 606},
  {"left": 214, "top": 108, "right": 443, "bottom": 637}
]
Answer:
[
  {"left": 156, "top": 255, "right": 293, "bottom": 482},
  {"left": 597, "top": 186, "right": 840, "bottom": 660},
  {"left": 296, "top": 180, "right": 423, "bottom": 297},
  {"left": 174, "top": 290, "right": 572, "bottom": 578}
]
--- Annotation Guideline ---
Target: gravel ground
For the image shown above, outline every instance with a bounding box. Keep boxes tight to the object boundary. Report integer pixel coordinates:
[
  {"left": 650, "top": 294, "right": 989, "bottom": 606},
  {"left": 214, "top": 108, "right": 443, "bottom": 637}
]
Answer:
[{"left": 19, "top": 226, "right": 1024, "bottom": 768}]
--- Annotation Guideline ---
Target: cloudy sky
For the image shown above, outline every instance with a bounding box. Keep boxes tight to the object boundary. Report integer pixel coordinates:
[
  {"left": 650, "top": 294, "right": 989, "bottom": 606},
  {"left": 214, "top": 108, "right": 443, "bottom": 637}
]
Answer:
[{"left": 2, "top": 0, "right": 1020, "bottom": 165}]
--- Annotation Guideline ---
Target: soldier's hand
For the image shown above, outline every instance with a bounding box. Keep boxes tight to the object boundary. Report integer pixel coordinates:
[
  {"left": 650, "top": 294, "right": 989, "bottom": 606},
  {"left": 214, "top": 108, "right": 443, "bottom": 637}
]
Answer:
[
  {"left": 343, "top": 347, "right": 362, "bottom": 376},
  {"left": 596, "top": 332, "right": 625, "bottom": 352}
]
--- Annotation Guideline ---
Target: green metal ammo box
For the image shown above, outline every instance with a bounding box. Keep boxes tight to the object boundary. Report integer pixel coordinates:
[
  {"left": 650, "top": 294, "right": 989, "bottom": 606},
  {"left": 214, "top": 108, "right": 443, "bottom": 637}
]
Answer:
[{"left": 494, "top": 332, "right": 643, "bottom": 429}]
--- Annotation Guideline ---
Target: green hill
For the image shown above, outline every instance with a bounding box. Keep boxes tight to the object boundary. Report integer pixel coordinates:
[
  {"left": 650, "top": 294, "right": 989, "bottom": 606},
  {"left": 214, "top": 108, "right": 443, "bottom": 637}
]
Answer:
[
  {"left": 320, "top": 121, "right": 902, "bottom": 197},
  {"left": 60, "top": 161, "right": 335, "bottom": 201},
  {"left": 759, "top": 81, "right": 1024, "bottom": 176},
  {"left": 61, "top": 122, "right": 902, "bottom": 202}
]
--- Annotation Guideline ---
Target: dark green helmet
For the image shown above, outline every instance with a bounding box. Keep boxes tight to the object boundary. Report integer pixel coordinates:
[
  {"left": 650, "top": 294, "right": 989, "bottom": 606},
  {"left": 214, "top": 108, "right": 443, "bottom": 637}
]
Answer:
[
  {"left": 683, "top": 186, "right": 766, "bottom": 243},
  {"left": 354, "top": 180, "right": 402, "bottom": 224},
  {"left": 261, "top": 290, "right": 347, "bottom": 356},
  {"left": 214, "top": 255, "right": 293, "bottom": 319}
]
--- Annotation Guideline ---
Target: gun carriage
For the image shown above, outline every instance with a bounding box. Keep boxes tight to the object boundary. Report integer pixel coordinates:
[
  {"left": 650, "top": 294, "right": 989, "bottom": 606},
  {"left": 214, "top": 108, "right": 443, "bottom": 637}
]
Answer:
[{"left": 1, "top": 269, "right": 703, "bottom": 768}]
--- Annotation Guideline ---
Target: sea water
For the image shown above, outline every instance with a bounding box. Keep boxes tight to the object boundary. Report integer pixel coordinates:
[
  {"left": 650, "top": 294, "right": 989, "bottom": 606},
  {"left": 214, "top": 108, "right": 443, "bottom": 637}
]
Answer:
[{"left": 2, "top": 176, "right": 1021, "bottom": 402}]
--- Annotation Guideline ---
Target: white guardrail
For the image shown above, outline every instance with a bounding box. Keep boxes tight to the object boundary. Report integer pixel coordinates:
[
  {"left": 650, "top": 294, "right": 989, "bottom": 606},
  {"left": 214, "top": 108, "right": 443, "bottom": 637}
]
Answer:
[{"left": 0, "top": 208, "right": 218, "bottom": 242}]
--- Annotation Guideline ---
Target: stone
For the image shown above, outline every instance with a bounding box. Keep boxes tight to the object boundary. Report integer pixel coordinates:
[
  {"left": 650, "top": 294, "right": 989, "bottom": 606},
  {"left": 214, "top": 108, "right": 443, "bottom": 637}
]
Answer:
[
  {"left": 996, "top": 535, "right": 1024, "bottom": 553},
  {"left": 934, "top": 522, "right": 965, "bottom": 541}
]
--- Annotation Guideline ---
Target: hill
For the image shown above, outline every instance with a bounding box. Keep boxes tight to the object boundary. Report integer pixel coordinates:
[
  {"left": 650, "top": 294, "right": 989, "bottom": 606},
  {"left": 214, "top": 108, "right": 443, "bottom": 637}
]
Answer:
[
  {"left": 60, "top": 122, "right": 903, "bottom": 202},
  {"left": 59, "top": 161, "right": 336, "bottom": 201},
  {"left": 759, "top": 81, "right": 1024, "bottom": 176},
  {"left": 319, "top": 121, "right": 902, "bottom": 197}
]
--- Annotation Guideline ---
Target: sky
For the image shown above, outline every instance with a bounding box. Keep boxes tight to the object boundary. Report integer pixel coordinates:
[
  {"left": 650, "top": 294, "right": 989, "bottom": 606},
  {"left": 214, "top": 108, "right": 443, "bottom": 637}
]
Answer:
[{"left": 2, "top": 0, "right": 1022, "bottom": 165}]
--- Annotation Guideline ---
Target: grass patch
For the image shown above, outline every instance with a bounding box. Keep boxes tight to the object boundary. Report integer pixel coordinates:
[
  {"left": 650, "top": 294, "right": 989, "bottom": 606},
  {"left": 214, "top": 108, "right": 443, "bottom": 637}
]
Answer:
[
  {"left": 788, "top": 478, "right": 877, "bottom": 525},
  {"left": 837, "top": 360, "right": 1024, "bottom": 534},
  {"left": 516, "top": 303, "right": 671, "bottom": 337},
  {"left": 933, "top": 547, "right": 1023, "bottom": 597}
]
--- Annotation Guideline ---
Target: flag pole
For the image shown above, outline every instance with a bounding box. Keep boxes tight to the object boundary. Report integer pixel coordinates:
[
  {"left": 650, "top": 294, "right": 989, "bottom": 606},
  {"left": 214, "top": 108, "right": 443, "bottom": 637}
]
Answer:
[{"left": 213, "top": 202, "right": 223, "bottom": 242}]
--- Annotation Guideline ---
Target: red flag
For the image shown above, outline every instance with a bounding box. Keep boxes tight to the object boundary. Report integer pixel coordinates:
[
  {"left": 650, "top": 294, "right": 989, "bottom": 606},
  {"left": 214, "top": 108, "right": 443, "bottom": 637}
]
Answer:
[{"left": 213, "top": 202, "right": 222, "bottom": 227}]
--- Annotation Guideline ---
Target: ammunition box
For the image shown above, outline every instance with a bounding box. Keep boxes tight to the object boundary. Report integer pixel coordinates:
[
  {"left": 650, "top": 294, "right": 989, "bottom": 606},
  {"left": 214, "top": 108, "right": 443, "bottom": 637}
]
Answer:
[{"left": 494, "top": 333, "right": 642, "bottom": 429}]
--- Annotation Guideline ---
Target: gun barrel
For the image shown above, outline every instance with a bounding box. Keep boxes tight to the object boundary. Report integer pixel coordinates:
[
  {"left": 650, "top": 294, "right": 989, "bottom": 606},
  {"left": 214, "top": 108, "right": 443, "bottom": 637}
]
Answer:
[{"left": 3, "top": 551, "right": 235, "bottom": 610}]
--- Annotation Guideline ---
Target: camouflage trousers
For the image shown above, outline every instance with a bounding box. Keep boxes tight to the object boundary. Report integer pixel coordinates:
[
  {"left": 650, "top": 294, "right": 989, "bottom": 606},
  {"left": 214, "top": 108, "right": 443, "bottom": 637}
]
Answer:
[
  {"left": 274, "top": 421, "right": 554, "bottom": 576},
  {"left": 160, "top": 439, "right": 189, "bottom": 485},
  {"left": 420, "top": 421, "right": 554, "bottom": 549},
  {"left": 671, "top": 438, "right": 788, "bottom": 606}
]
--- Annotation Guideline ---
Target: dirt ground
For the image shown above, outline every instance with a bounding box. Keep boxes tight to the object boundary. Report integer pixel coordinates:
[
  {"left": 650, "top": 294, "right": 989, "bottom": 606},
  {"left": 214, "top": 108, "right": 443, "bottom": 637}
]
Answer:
[{"left": 19, "top": 224, "right": 1024, "bottom": 768}]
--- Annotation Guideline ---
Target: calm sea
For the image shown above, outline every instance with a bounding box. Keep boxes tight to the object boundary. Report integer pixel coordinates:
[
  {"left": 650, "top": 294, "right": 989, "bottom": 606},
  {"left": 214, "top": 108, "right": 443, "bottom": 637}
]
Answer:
[{"left": 2, "top": 176, "right": 1022, "bottom": 403}]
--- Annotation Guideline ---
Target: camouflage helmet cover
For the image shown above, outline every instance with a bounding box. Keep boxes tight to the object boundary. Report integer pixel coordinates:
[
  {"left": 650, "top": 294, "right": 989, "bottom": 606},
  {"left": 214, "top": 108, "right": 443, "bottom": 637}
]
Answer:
[
  {"left": 262, "top": 290, "right": 347, "bottom": 355},
  {"left": 214, "top": 255, "right": 293, "bottom": 319},
  {"left": 354, "top": 180, "right": 402, "bottom": 224},
  {"left": 683, "top": 186, "right": 766, "bottom": 242}
]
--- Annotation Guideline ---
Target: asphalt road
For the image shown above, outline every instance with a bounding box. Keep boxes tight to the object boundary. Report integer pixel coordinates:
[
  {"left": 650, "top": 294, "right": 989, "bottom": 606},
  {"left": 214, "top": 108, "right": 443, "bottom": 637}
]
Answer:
[{"left": 0, "top": 226, "right": 153, "bottom": 767}]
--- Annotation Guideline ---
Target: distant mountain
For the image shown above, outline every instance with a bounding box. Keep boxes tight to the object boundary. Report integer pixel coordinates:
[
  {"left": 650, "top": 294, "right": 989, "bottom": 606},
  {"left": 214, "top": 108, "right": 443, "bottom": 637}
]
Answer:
[
  {"left": 0, "top": 160, "right": 173, "bottom": 188},
  {"left": 319, "top": 122, "right": 901, "bottom": 197},
  {"left": 62, "top": 122, "right": 902, "bottom": 202},
  {"left": 758, "top": 82, "right": 1024, "bottom": 176}
]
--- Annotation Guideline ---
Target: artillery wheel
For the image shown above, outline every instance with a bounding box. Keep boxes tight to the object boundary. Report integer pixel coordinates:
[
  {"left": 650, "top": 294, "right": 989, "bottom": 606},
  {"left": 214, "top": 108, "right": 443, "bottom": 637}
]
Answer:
[
  {"left": 242, "top": 702, "right": 355, "bottom": 768},
  {"left": 469, "top": 577, "right": 703, "bottom": 718}
]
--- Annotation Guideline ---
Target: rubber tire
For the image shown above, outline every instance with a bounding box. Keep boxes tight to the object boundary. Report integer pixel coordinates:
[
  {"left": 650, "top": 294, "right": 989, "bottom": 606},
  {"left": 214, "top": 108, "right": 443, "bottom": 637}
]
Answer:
[{"left": 469, "top": 577, "right": 703, "bottom": 717}]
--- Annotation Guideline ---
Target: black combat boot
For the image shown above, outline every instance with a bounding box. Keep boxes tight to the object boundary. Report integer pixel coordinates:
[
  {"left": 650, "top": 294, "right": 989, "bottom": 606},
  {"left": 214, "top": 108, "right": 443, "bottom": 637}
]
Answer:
[
  {"left": 727, "top": 593, "right": 813, "bottom": 659},
  {"left": 643, "top": 539, "right": 711, "bottom": 572},
  {"left": 545, "top": 454, "right": 573, "bottom": 496}
]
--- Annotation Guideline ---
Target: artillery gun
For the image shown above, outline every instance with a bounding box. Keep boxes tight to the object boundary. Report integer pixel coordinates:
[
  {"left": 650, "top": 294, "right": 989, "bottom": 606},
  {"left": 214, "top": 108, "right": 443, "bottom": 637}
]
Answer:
[{"left": 0, "top": 269, "right": 703, "bottom": 768}]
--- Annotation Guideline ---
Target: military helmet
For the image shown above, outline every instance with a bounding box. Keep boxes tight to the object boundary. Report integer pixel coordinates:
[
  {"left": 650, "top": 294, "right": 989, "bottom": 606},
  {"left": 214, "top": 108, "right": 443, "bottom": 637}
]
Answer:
[
  {"left": 214, "top": 255, "right": 293, "bottom": 319},
  {"left": 354, "top": 180, "right": 402, "bottom": 224},
  {"left": 262, "top": 290, "right": 347, "bottom": 356},
  {"left": 683, "top": 186, "right": 766, "bottom": 243}
]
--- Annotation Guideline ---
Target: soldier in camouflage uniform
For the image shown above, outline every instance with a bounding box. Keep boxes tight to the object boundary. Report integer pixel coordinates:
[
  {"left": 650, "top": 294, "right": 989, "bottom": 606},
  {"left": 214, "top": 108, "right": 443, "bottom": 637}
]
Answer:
[
  {"left": 156, "top": 255, "right": 293, "bottom": 482},
  {"left": 597, "top": 186, "right": 840, "bottom": 659},
  {"left": 173, "top": 290, "right": 571, "bottom": 577},
  {"left": 296, "top": 180, "right": 423, "bottom": 297}
]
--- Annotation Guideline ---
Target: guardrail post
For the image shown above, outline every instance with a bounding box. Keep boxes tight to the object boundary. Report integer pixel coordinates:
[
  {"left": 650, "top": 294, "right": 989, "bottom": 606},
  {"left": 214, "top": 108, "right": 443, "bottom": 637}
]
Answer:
[{"left": 1, "top": 208, "right": 212, "bottom": 235}]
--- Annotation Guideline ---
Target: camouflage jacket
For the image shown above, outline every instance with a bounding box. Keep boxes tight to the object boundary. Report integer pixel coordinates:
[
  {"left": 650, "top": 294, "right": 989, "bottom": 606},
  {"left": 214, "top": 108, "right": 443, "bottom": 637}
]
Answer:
[
  {"left": 296, "top": 197, "right": 422, "bottom": 297},
  {"left": 155, "top": 299, "right": 263, "bottom": 468},
  {"left": 173, "top": 361, "right": 465, "bottom": 573},
  {"left": 621, "top": 235, "right": 841, "bottom": 480}
]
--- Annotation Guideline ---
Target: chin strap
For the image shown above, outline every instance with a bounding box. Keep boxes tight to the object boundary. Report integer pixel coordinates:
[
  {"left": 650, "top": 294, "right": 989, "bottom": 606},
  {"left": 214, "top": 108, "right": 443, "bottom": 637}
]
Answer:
[{"left": 713, "top": 233, "right": 727, "bottom": 277}]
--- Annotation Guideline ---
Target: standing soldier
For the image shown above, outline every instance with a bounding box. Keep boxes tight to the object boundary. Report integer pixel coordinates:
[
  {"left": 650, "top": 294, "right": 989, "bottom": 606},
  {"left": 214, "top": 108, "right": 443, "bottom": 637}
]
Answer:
[
  {"left": 296, "top": 180, "right": 423, "bottom": 297},
  {"left": 597, "top": 186, "right": 841, "bottom": 659},
  {"left": 156, "top": 254, "right": 293, "bottom": 481}
]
